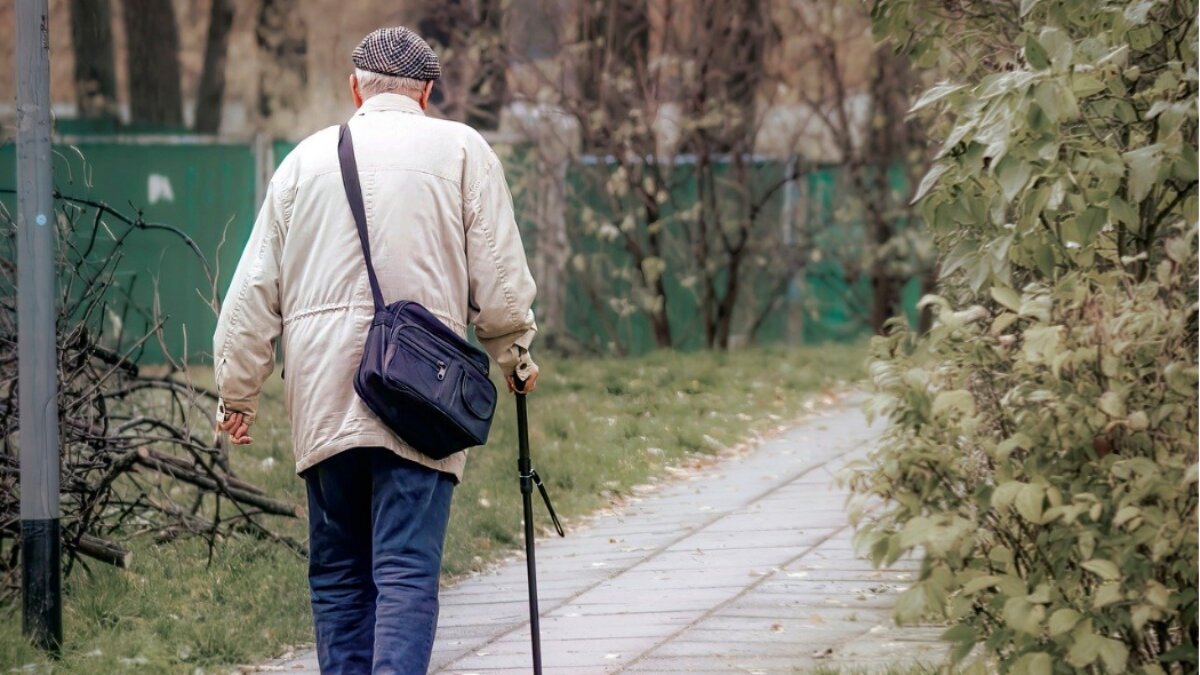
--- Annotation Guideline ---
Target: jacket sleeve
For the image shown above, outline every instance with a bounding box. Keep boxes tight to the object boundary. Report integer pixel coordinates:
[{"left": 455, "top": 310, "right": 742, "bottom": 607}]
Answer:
[
  {"left": 212, "top": 181, "right": 286, "bottom": 425},
  {"left": 464, "top": 149, "right": 538, "bottom": 375}
]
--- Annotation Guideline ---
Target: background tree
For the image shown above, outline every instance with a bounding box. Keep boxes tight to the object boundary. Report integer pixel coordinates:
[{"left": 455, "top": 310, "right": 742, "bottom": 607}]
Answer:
[
  {"left": 68, "top": 0, "right": 118, "bottom": 120},
  {"left": 255, "top": 0, "right": 308, "bottom": 122},
  {"left": 121, "top": 0, "right": 184, "bottom": 128},
  {"left": 195, "top": 0, "right": 236, "bottom": 134},
  {"left": 787, "top": 3, "right": 929, "bottom": 334},
  {"left": 541, "top": 0, "right": 793, "bottom": 350},
  {"left": 515, "top": 0, "right": 925, "bottom": 352},
  {"left": 466, "top": 0, "right": 507, "bottom": 130},
  {"left": 416, "top": 0, "right": 508, "bottom": 130}
]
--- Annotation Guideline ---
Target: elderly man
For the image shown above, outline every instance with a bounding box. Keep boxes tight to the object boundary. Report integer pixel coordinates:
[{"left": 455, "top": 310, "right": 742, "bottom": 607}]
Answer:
[{"left": 214, "top": 27, "right": 538, "bottom": 674}]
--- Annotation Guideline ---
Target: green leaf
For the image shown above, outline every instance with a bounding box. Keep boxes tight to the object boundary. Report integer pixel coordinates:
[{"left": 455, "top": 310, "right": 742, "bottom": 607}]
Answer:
[
  {"left": 913, "top": 162, "right": 950, "bottom": 203},
  {"left": 1076, "top": 206, "right": 1107, "bottom": 242},
  {"left": 942, "top": 623, "right": 977, "bottom": 663},
  {"left": 1002, "top": 596, "right": 1045, "bottom": 634},
  {"left": 1072, "top": 73, "right": 1107, "bottom": 97},
  {"left": 912, "top": 82, "right": 967, "bottom": 112},
  {"left": 1132, "top": 604, "right": 1158, "bottom": 633},
  {"left": 894, "top": 584, "right": 927, "bottom": 623},
  {"left": 1094, "top": 581, "right": 1122, "bottom": 608},
  {"left": 1164, "top": 363, "right": 1198, "bottom": 396},
  {"left": 1081, "top": 559, "right": 1121, "bottom": 580},
  {"left": 1039, "top": 27, "right": 1073, "bottom": 70},
  {"left": 1113, "top": 505, "right": 1141, "bottom": 527},
  {"left": 991, "top": 312, "right": 1020, "bottom": 334},
  {"left": 1012, "top": 652, "right": 1052, "bottom": 675},
  {"left": 1098, "top": 636, "right": 1129, "bottom": 673},
  {"left": 941, "top": 622, "right": 976, "bottom": 643},
  {"left": 1108, "top": 195, "right": 1138, "bottom": 226},
  {"left": 1020, "top": 0, "right": 1042, "bottom": 16},
  {"left": 997, "top": 157, "right": 1033, "bottom": 202},
  {"left": 1034, "top": 80, "right": 1076, "bottom": 122},
  {"left": 1098, "top": 391, "right": 1126, "bottom": 418},
  {"left": 1144, "top": 580, "right": 1169, "bottom": 609},
  {"left": 1125, "top": 0, "right": 1155, "bottom": 23},
  {"left": 1033, "top": 239, "right": 1057, "bottom": 276},
  {"left": 1048, "top": 608, "right": 1081, "bottom": 636},
  {"left": 1023, "top": 325, "right": 1062, "bottom": 364},
  {"left": 1175, "top": 142, "right": 1199, "bottom": 181},
  {"left": 961, "top": 575, "right": 1002, "bottom": 595},
  {"left": 1182, "top": 463, "right": 1198, "bottom": 487},
  {"left": 1015, "top": 483, "right": 1045, "bottom": 522},
  {"left": 1165, "top": 235, "right": 1192, "bottom": 263},
  {"left": 933, "top": 389, "right": 977, "bottom": 418},
  {"left": 991, "top": 286, "right": 1022, "bottom": 312},
  {"left": 1068, "top": 632, "right": 1102, "bottom": 667},
  {"left": 1123, "top": 144, "right": 1165, "bottom": 203},
  {"left": 1025, "top": 34, "right": 1050, "bottom": 70},
  {"left": 992, "top": 481, "right": 1024, "bottom": 509},
  {"left": 899, "top": 516, "right": 933, "bottom": 548}
]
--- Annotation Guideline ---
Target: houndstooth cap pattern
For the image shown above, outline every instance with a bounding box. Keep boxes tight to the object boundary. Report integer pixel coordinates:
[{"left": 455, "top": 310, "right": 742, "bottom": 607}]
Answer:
[{"left": 352, "top": 27, "right": 441, "bottom": 81}]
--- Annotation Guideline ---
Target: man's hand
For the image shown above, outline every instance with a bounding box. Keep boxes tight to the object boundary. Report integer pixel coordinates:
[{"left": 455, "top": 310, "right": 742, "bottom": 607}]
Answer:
[
  {"left": 506, "top": 360, "right": 539, "bottom": 394},
  {"left": 218, "top": 412, "right": 254, "bottom": 445}
]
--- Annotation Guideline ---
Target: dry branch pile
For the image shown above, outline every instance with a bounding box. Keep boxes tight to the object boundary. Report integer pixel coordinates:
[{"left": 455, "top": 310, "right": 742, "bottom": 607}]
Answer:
[{"left": 0, "top": 189, "right": 301, "bottom": 603}]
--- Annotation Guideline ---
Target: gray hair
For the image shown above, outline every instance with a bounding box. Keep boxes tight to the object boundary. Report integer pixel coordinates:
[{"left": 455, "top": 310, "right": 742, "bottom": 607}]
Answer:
[{"left": 355, "top": 68, "right": 428, "bottom": 99}]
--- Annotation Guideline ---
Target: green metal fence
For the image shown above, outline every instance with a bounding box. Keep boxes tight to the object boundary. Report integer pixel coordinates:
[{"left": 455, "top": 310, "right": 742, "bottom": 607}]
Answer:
[
  {"left": 2, "top": 136, "right": 915, "bottom": 361},
  {"left": 0, "top": 138, "right": 257, "bottom": 362}
]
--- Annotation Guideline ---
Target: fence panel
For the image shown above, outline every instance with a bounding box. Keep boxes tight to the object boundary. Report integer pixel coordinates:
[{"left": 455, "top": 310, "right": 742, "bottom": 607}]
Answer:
[
  {"left": 1, "top": 136, "right": 913, "bottom": 362},
  {"left": 1, "top": 139, "right": 257, "bottom": 362}
]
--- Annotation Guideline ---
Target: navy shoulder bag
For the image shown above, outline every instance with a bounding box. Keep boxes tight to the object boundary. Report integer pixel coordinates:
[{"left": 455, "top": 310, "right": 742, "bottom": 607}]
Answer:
[{"left": 337, "top": 124, "right": 498, "bottom": 459}]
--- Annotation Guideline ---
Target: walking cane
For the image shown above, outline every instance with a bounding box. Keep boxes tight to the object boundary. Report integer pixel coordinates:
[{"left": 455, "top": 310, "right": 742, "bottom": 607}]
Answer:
[{"left": 513, "top": 372, "right": 564, "bottom": 675}]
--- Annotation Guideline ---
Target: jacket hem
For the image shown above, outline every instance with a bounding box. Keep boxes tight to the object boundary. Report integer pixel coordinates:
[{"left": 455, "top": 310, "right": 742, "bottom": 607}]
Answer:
[{"left": 294, "top": 433, "right": 466, "bottom": 484}]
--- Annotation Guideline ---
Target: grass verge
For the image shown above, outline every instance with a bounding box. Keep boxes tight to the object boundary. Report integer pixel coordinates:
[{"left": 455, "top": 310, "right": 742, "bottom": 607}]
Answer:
[{"left": 1, "top": 343, "right": 865, "bottom": 673}]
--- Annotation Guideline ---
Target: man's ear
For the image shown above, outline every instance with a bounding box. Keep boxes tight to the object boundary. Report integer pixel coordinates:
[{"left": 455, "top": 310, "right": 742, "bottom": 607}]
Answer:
[
  {"left": 418, "top": 81, "right": 434, "bottom": 111},
  {"left": 350, "top": 73, "right": 364, "bottom": 108}
]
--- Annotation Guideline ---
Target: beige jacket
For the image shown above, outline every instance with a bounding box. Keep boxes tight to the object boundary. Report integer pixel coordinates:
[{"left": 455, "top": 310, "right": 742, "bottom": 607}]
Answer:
[{"left": 213, "top": 93, "right": 537, "bottom": 481}]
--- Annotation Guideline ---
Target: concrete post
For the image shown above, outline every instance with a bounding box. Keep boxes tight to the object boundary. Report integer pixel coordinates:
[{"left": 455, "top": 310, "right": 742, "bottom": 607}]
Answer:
[{"left": 16, "top": 0, "right": 63, "bottom": 653}]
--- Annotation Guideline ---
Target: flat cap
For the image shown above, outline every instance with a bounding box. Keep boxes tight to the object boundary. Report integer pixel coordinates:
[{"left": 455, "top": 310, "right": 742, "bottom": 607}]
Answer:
[{"left": 352, "top": 26, "right": 441, "bottom": 81}]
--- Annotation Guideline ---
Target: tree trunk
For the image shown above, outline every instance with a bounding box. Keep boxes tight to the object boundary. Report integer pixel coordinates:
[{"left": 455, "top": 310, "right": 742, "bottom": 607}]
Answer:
[
  {"left": 194, "top": 0, "right": 235, "bottom": 133},
  {"left": 530, "top": 123, "right": 571, "bottom": 344},
  {"left": 863, "top": 46, "right": 916, "bottom": 334},
  {"left": 68, "top": 0, "right": 118, "bottom": 119},
  {"left": 255, "top": 0, "right": 308, "bottom": 121},
  {"left": 868, "top": 259, "right": 899, "bottom": 333},
  {"left": 466, "top": 0, "right": 507, "bottom": 130},
  {"left": 417, "top": 0, "right": 472, "bottom": 120},
  {"left": 121, "top": 0, "right": 184, "bottom": 127},
  {"left": 575, "top": 0, "right": 650, "bottom": 151},
  {"left": 715, "top": 246, "right": 746, "bottom": 349},
  {"left": 649, "top": 306, "right": 672, "bottom": 349}
]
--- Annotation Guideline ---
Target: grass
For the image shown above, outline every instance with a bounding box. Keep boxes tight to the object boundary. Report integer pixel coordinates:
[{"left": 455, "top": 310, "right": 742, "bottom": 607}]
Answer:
[{"left": 0, "top": 343, "right": 866, "bottom": 673}]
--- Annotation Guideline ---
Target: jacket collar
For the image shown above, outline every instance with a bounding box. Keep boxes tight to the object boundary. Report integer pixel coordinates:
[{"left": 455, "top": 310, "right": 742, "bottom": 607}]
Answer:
[{"left": 355, "top": 93, "right": 426, "bottom": 117}]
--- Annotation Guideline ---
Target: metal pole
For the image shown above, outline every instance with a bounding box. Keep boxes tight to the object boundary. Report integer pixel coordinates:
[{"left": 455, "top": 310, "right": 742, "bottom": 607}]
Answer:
[
  {"left": 16, "top": 0, "right": 63, "bottom": 654},
  {"left": 515, "top": 390, "right": 543, "bottom": 675}
]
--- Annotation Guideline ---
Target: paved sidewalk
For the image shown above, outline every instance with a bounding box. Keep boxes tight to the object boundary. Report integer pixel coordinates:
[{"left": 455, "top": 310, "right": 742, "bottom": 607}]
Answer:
[{"left": 263, "top": 397, "right": 946, "bottom": 674}]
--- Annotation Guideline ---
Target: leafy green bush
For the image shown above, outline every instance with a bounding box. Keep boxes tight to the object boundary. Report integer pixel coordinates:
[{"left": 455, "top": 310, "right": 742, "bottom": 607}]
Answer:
[{"left": 848, "top": 1, "right": 1198, "bottom": 672}]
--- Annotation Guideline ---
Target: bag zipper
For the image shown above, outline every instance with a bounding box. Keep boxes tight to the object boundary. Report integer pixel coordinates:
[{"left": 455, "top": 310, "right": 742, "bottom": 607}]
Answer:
[
  {"left": 394, "top": 329, "right": 449, "bottom": 381},
  {"left": 396, "top": 322, "right": 489, "bottom": 375}
]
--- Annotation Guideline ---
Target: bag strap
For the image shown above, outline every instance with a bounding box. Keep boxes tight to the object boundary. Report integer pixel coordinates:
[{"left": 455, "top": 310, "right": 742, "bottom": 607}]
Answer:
[{"left": 337, "top": 124, "right": 385, "bottom": 312}]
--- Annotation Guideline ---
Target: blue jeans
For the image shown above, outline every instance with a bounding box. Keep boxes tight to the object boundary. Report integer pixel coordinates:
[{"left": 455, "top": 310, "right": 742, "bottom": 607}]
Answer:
[{"left": 304, "top": 447, "right": 455, "bottom": 675}]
